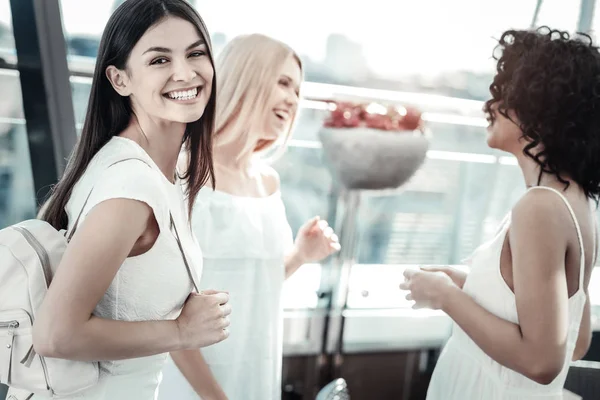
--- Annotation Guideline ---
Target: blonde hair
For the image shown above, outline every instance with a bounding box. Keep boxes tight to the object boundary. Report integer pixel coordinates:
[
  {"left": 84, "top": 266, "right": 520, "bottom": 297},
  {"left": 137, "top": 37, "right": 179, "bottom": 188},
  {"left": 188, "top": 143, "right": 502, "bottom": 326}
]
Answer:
[{"left": 214, "top": 33, "right": 303, "bottom": 162}]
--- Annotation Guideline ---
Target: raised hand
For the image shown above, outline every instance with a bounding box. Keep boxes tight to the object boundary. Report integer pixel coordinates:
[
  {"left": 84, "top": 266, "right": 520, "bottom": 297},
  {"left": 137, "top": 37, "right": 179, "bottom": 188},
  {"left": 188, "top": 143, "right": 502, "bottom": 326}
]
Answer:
[{"left": 293, "top": 216, "right": 341, "bottom": 263}]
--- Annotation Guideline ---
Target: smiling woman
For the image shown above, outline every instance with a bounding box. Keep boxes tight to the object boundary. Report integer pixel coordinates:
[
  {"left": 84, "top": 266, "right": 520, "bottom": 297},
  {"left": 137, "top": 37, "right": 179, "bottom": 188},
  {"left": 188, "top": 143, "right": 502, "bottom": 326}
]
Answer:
[
  {"left": 104, "top": 16, "right": 213, "bottom": 132},
  {"left": 142, "top": 38, "right": 210, "bottom": 105},
  {"left": 27, "top": 1, "right": 230, "bottom": 400},
  {"left": 158, "top": 33, "right": 340, "bottom": 400}
]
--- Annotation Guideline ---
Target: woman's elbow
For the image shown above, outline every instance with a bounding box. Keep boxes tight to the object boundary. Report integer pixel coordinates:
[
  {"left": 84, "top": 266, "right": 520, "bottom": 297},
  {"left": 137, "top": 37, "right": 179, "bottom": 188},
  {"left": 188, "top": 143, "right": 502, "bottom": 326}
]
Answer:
[
  {"left": 32, "top": 320, "right": 76, "bottom": 359},
  {"left": 524, "top": 359, "right": 563, "bottom": 385}
]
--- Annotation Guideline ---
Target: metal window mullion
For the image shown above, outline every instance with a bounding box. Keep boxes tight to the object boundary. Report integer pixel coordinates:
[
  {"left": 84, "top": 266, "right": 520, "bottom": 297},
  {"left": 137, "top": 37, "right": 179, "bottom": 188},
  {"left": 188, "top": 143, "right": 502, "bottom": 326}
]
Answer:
[{"left": 10, "top": 0, "right": 77, "bottom": 205}]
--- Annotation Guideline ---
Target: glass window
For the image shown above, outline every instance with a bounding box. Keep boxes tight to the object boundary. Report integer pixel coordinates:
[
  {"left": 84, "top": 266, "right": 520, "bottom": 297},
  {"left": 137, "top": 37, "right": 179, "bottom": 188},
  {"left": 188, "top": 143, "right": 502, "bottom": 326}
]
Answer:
[
  {"left": 59, "top": 0, "right": 584, "bottom": 98},
  {"left": 70, "top": 76, "right": 91, "bottom": 129},
  {"left": 354, "top": 158, "right": 524, "bottom": 266},
  {"left": 0, "top": 0, "right": 15, "bottom": 65},
  {"left": 0, "top": 122, "right": 36, "bottom": 227},
  {"left": 0, "top": 0, "right": 37, "bottom": 228}
]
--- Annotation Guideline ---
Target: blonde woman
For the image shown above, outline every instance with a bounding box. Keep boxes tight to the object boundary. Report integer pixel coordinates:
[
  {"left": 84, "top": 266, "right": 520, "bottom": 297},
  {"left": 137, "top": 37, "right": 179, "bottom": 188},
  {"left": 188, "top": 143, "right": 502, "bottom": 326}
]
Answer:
[{"left": 158, "top": 34, "right": 340, "bottom": 400}]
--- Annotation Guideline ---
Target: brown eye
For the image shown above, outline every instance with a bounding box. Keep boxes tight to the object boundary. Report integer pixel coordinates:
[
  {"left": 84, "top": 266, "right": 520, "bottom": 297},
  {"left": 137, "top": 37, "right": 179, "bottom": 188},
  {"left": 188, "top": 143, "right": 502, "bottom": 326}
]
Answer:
[{"left": 150, "top": 57, "right": 169, "bottom": 65}]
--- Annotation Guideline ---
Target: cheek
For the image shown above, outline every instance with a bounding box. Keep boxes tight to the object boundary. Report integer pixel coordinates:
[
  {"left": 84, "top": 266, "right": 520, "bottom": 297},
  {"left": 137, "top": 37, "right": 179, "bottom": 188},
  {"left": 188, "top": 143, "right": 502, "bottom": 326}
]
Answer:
[
  {"left": 487, "top": 119, "right": 521, "bottom": 149},
  {"left": 198, "top": 59, "right": 214, "bottom": 83},
  {"left": 497, "top": 120, "right": 521, "bottom": 142},
  {"left": 129, "top": 86, "right": 160, "bottom": 112},
  {"left": 285, "top": 112, "right": 296, "bottom": 128},
  {"left": 274, "top": 87, "right": 288, "bottom": 104}
]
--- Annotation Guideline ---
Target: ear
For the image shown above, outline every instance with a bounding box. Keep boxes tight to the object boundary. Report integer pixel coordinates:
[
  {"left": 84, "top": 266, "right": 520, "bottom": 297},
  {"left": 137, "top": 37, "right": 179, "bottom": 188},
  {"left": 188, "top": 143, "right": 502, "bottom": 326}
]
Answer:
[{"left": 105, "top": 65, "right": 131, "bottom": 96}]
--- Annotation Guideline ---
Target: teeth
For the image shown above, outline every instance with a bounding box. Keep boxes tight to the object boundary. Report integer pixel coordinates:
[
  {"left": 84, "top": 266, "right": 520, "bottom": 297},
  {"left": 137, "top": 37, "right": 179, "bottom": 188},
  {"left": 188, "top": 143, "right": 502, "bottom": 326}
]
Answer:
[{"left": 168, "top": 87, "right": 198, "bottom": 100}]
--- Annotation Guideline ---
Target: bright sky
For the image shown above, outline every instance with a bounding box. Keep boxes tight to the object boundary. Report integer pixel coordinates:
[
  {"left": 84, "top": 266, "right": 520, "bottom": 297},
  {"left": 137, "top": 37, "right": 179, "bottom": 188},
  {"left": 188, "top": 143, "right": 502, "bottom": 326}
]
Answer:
[{"left": 0, "top": 0, "right": 594, "bottom": 77}]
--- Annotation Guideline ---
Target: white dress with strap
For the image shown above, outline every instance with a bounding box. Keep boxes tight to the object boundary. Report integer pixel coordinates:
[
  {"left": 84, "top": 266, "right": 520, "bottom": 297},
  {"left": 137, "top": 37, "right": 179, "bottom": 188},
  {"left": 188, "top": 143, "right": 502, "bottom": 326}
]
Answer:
[{"left": 427, "top": 186, "right": 590, "bottom": 400}]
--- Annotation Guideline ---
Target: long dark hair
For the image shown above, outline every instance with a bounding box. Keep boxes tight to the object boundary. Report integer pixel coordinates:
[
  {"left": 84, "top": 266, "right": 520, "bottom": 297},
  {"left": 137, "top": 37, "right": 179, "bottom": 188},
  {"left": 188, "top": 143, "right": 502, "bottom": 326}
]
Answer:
[{"left": 41, "top": 0, "right": 216, "bottom": 229}]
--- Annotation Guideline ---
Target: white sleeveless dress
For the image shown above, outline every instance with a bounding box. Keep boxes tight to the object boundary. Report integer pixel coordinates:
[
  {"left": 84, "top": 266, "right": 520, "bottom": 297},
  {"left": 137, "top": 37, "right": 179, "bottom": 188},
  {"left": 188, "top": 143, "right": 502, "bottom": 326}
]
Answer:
[
  {"left": 159, "top": 187, "right": 293, "bottom": 400},
  {"left": 427, "top": 186, "right": 590, "bottom": 399},
  {"left": 36, "top": 136, "right": 203, "bottom": 399}
]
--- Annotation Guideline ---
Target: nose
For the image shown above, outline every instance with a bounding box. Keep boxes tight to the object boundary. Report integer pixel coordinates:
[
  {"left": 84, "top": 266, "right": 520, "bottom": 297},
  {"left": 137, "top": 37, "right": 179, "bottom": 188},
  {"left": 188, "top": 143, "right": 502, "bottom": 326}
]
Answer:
[
  {"left": 284, "top": 91, "right": 299, "bottom": 109},
  {"left": 172, "top": 58, "right": 196, "bottom": 82}
]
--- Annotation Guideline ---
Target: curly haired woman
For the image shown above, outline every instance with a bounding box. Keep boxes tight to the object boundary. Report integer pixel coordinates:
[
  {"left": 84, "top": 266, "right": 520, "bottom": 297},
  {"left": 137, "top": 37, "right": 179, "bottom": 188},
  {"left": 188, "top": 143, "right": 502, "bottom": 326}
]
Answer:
[{"left": 401, "top": 27, "right": 599, "bottom": 399}]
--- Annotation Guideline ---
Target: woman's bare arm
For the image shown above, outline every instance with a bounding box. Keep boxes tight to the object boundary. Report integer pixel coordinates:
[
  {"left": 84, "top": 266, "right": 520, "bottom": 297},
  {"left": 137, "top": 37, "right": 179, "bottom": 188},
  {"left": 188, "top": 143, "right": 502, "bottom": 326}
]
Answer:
[{"left": 33, "top": 199, "right": 185, "bottom": 360}]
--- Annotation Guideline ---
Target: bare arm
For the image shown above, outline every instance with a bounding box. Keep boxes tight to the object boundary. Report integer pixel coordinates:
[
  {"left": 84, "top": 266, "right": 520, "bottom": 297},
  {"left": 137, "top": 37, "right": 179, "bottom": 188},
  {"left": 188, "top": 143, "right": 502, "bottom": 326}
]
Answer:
[
  {"left": 573, "top": 295, "right": 591, "bottom": 360},
  {"left": 441, "top": 191, "right": 571, "bottom": 384},
  {"left": 34, "top": 199, "right": 184, "bottom": 361},
  {"left": 170, "top": 350, "right": 227, "bottom": 400},
  {"left": 573, "top": 216, "right": 596, "bottom": 360},
  {"left": 284, "top": 247, "right": 305, "bottom": 279}
]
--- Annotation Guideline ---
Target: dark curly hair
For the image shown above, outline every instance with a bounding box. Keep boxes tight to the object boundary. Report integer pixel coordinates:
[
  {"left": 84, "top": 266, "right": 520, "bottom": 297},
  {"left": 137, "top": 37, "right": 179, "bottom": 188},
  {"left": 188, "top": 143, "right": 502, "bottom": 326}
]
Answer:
[{"left": 484, "top": 26, "right": 600, "bottom": 201}]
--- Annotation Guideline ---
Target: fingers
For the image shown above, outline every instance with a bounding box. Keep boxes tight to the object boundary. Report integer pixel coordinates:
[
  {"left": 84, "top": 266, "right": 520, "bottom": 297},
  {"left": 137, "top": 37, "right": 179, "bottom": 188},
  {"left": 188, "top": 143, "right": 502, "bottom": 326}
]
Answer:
[
  {"left": 317, "top": 219, "right": 328, "bottom": 231},
  {"left": 322, "top": 224, "right": 341, "bottom": 252},
  {"left": 220, "top": 303, "right": 232, "bottom": 318},
  {"left": 306, "top": 219, "right": 329, "bottom": 235},
  {"left": 217, "top": 315, "right": 230, "bottom": 343},
  {"left": 300, "top": 216, "right": 321, "bottom": 233},
  {"left": 220, "top": 315, "right": 230, "bottom": 329},
  {"left": 210, "top": 292, "right": 230, "bottom": 305},
  {"left": 214, "top": 327, "right": 229, "bottom": 344},
  {"left": 215, "top": 314, "right": 231, "bottom": 345},
  {"left": 403, "top": 268, "right": 418, "bottom": 280},
  {"left": 399, "top": 281, "right": 410, "bottom": 290},
  {"left": 307, "top": 219, "right": 340, "bottom": 243},
  {"left": 420, "top": 266, "right": 444, "bottom": 272},
  {"left": 221, "top": 328, "right": 230, "bottom": 340},
  {"left": 201, "top": 289, "right": 228, "bottom": 295}
]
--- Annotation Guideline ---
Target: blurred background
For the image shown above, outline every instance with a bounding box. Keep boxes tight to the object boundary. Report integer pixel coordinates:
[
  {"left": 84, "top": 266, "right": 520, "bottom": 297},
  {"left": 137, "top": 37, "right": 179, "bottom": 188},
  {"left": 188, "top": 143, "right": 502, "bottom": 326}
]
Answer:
[{"left": 1, "top": 1, "right": 600, "bottom": 399}]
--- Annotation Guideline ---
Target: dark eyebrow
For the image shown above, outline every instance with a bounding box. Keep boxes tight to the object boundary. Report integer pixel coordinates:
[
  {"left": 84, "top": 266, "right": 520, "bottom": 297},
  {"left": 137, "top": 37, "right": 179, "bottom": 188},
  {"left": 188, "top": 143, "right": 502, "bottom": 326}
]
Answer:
[
  {"left": 142, "top": 39, "right": 206, "bottom": 55},
  {"left": 186, "top": 39, "right": 205, "bottom": 51}
]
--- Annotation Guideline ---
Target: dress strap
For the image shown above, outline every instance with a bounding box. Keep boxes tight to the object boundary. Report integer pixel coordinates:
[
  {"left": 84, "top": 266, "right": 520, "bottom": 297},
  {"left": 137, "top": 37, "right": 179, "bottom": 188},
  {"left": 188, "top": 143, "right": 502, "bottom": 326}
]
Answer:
[{"left": 528, "top": 186, "right": 586, "bottom": 291}]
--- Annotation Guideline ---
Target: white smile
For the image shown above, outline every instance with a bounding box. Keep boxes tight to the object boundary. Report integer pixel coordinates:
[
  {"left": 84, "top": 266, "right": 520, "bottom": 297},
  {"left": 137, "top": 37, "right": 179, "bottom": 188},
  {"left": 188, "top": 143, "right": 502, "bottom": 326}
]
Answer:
[{"left": 165, "top": 87, "right": 199, "bottom": 101}]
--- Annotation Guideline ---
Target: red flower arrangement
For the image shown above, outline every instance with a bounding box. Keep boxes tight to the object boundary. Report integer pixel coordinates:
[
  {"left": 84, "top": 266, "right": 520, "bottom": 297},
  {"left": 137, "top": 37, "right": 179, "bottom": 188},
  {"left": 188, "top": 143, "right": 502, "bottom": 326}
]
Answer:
[
  {"left": 323, "top": 101, "right": 423, "bottom": 132},
  {"left": 318, "top": 100, "right": 429, "bottom": 190}
]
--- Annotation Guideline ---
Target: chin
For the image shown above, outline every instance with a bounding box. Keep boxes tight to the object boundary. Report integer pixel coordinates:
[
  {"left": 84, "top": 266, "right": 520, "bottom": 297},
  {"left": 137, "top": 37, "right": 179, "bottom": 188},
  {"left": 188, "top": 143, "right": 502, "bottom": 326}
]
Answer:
[
  {"left": 173, "top": 109, "right": 207, "bottom": 124},
  {"left": 486, "top": 135, "right": 498, "bottom": 149},
  {"left": 262, "top": 130, "right": 281, "bottom": 142},
  {"left": 486, "top": 127, "right": 502, "bottom": 150}
]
